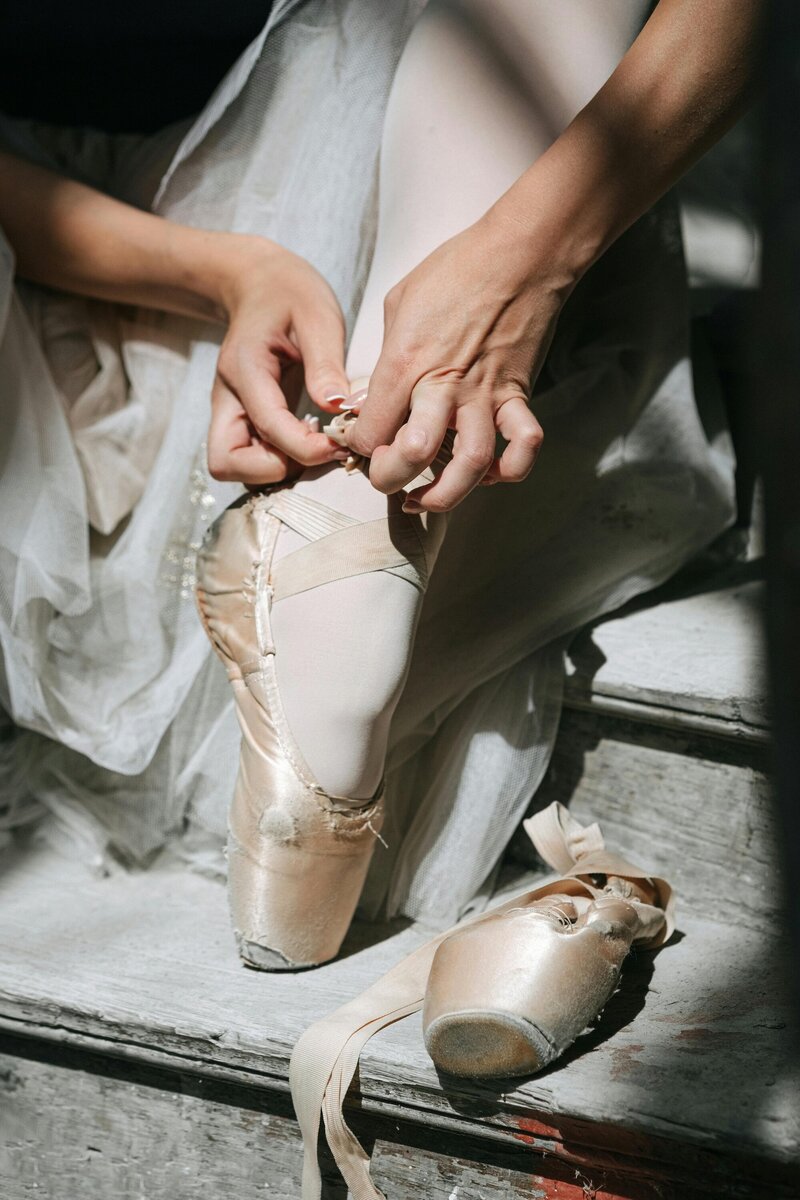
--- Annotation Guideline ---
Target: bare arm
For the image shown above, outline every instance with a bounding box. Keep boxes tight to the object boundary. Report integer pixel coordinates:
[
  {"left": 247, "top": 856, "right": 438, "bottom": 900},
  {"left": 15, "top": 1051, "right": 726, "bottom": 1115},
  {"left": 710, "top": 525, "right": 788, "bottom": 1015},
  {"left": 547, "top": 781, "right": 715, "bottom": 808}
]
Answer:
[
  {"left": 0, "top": 151, "right": 350, "bottom": 478},
  {"left": 499, "top": 0, "right": 762, "bottom": 279},
  {"left": 0, "top": 150, "right": 233, "bottom": 320},
  {"left": 349, "top": 0, "right": 764, "bottom": 511}
]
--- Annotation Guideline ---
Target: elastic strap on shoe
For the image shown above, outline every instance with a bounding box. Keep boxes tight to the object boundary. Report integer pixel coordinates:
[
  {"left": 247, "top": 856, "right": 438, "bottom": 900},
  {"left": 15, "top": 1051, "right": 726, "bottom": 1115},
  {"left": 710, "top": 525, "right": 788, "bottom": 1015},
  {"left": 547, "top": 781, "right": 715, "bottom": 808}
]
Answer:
[{"left": 258, "top": 490, "right": 431, "bottom": 598}]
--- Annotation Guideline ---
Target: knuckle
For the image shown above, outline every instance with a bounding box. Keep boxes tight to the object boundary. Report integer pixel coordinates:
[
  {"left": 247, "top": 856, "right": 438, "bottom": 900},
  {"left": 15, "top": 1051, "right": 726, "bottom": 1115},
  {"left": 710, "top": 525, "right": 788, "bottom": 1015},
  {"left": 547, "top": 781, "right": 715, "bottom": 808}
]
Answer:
[
  {"left": 367, "top": 464, "right": 393, "bottom": 494},
  {"left": 207, "top": 453, "right": 230, "bottom": 482},
  {"left": 461, "top": 444, "right": 494, "bottom": 472},
  {"left": 504, "top": 463, "right": 529, "bottom": 484},
  {"left": 397, "top": 425, "right": 431, "bottom": 465},
  {"left": 383, "top": 286, "right": 401, "bottom": 318},
  {"left": 520, "top": 424, "right": 544, "bottom": 452},
  {"left": 347, "top": 428, "right": 373, "bottom": 456},
  {"left": 216, "top": 349, "right": 236, "bottom": 385},
  {"left": 423, "top": 494, "right": 452, "bottom": 514}
]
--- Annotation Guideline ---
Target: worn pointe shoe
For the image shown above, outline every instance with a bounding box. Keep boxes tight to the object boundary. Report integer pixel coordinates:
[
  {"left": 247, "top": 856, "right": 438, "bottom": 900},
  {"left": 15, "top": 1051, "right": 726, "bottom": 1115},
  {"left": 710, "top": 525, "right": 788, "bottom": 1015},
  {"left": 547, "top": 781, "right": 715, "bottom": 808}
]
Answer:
[
  {"left": 289, "top": 802, "right": 674, "bottom": 1200},
  {"left": 422, "top": 883, "right": 663, "bottom": 1077},
  {"left": 196, "top": 480, "right": 444, "bottom": 970},
  {"left": 422, "top": 807, "right": 670, "bottom": 1077},
  {"left": 422, "top": 809, "right": 669, "bottom": 1077}
]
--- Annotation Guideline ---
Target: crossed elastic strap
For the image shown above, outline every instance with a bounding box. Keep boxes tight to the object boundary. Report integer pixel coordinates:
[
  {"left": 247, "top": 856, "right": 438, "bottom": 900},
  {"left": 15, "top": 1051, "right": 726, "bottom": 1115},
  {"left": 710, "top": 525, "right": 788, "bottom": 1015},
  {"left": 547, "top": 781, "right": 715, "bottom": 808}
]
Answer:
[
  {"left": 255, "top": 488, "right": 433, "bottom": 600},
  {"left": 289, "top": 800, "right": 674, "bottom": 1200}
]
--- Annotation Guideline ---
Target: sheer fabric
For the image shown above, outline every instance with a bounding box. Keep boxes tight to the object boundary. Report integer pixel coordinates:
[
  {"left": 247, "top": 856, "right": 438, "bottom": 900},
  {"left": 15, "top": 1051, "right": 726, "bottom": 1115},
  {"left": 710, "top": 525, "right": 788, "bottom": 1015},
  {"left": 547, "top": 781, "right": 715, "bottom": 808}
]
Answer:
[{"left": 0, "top": 0, "right": 735, "bottom": 925}]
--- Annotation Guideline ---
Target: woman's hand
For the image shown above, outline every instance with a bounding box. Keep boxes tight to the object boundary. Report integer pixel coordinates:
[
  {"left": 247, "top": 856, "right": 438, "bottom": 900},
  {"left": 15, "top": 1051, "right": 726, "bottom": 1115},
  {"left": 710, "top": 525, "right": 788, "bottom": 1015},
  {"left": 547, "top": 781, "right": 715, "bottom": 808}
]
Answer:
[
  {"left": 207, "top": 235, "right": 351, "bottom": 485},
  {"left": 346, "top": 0, "right": 763, "bottom": 513},
  {"left": 344, "top": 209, "right": 553, "bottom": 512},
  {"left": 0, "top": 152, "right": 350, "bottom": 487}
]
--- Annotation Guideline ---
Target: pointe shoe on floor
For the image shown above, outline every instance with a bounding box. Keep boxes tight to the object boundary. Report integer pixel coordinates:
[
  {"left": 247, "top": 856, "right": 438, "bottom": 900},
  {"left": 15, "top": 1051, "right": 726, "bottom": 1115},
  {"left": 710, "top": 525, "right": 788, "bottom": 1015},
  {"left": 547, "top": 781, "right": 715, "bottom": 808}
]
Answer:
[
  {"left": 290, "top": 801, "right": 674, "bottom": 1200},
  {"left": 422, "top": 864, "right": 665, "bottom": 1078},
  {"left": 196, "top": 481, "right": 444, "bottom": 970}
]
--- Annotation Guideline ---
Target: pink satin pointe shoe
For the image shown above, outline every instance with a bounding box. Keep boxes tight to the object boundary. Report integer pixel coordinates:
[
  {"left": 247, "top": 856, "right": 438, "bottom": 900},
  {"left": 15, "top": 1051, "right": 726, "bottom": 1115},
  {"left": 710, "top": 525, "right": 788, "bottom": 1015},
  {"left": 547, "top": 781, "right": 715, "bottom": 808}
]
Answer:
[
  {"left": 422, "top": 806, "right": 671, "bottom": 1077},
  {"left": 422, "top": 877, "right": 665, "bottom": 1078},
  {"left": 289, "top": 802, "right": 674, "bottom": 1200},
  {"left": 195, "top": 473, "right": 444, "bottom": 970}
]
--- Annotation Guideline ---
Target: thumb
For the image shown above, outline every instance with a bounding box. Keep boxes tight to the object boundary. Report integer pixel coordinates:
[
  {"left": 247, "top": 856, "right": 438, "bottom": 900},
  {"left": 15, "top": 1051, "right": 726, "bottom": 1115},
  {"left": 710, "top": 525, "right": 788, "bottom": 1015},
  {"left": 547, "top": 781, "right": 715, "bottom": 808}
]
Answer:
[{"left": 295, "top": 309, "right": 350, "bottom": 413}]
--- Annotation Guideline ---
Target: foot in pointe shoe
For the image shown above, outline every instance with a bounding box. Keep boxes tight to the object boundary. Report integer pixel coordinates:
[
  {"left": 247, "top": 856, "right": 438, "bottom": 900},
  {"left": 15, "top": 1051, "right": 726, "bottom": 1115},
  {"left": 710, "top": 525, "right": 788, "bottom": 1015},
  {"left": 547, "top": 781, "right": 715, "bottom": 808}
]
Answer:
[{"left": 195, "top": 398, "right": 446, "bottom": 970}]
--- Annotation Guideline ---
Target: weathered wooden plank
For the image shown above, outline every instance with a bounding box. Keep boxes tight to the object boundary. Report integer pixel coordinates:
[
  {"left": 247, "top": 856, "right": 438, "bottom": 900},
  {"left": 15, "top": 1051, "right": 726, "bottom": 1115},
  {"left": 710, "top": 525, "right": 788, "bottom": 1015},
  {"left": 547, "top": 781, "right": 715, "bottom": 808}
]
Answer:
[
  {"left": 0, "top": 840, "right": 796, "bottom": 1183},
  {"left": 566, "top": 579, "right": 768, "bottom": 732},
  {"left": 2, "top": 1040, "right": 796, "bottom": 1200},
  {"left": 509, "top": 709, "right": 776, "bottom": 932},
  {"left": 0, "top": 1044, "right": 630, "bottom": 1200}
]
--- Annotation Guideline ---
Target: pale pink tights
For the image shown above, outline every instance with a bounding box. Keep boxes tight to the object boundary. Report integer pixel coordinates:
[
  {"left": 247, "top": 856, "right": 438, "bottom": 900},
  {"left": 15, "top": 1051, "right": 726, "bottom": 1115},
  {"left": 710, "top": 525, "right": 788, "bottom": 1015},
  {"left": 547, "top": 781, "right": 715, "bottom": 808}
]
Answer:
[{"left": 272, "top": 0, "right": 649, "bottom": 798}]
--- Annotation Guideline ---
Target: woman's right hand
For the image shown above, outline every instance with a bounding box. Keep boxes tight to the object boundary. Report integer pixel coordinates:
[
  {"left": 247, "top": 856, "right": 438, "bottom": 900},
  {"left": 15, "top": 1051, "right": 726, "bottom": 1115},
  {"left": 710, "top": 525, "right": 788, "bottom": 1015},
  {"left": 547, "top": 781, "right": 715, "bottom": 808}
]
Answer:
[
  {"left": 207, "top": 234, "right": 352, "bottom": 485},
  {"left": 0, "top": 155, "right": 350, "bottom": 485}
]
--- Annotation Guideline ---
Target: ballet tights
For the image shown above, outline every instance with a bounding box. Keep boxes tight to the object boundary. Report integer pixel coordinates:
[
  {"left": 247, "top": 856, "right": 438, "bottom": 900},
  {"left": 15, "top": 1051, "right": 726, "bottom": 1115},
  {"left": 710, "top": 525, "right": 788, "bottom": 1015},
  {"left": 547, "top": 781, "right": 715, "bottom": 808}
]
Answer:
[
  {"left": 271, "top": 463, "right": 424, "bottom": 800},
  {"left": 270, "top": 0, "right": 650, "bottom": 800}
]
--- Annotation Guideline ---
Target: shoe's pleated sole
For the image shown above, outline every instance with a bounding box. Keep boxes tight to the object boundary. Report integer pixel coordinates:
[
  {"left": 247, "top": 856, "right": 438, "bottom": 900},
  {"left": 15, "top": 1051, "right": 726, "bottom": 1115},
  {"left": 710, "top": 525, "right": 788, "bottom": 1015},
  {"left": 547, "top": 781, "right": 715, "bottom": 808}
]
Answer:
[{"left": 424, "top": 1009, "right": 559, "bottom": 1078}]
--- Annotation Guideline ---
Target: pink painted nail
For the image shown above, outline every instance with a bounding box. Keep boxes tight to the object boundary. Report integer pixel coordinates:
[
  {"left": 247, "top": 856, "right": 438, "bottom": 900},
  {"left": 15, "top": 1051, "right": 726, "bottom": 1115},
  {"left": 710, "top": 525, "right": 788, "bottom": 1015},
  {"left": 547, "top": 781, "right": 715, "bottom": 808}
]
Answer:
[{"left": 323, "top": 392, "right": 349, "bottom": 408}]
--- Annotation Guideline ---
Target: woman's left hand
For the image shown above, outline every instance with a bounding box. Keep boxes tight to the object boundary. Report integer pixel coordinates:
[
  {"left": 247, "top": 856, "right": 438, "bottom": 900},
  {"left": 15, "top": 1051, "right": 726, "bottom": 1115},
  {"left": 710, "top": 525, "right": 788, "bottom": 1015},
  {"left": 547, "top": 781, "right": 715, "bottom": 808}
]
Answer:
[{"left": 344, "top": 209, "right": 560, "bottom": 512}]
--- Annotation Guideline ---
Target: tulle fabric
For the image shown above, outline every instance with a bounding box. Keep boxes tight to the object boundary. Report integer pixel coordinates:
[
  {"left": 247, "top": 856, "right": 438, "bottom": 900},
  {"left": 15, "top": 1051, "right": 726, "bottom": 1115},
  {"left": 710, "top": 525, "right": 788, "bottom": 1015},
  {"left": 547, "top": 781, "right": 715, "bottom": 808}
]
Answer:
[{"left": 0, "top": 0, "right": 735, "bottom": 925}]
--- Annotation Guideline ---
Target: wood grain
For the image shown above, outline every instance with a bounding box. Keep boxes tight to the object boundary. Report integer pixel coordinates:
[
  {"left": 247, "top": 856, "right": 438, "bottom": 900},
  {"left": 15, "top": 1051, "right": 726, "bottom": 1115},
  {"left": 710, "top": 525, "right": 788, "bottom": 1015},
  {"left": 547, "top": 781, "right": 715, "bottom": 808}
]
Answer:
[
  {"left": 509, "top": 710, "right": 776, "bottom": 932},
  {"left": 0, "top": 841, "right": 796, "bottom": 1192}
]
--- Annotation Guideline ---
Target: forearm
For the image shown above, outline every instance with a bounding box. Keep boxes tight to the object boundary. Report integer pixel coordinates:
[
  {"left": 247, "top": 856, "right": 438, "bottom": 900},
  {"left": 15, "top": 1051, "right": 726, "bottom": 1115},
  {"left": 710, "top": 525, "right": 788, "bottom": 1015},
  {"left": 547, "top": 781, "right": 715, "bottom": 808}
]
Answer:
[
  {"left": 490, "top": 0, "right": 763, "bottom": 284},
  {"left": 0, "top": 150, "right": 247, "bottom": 320}
]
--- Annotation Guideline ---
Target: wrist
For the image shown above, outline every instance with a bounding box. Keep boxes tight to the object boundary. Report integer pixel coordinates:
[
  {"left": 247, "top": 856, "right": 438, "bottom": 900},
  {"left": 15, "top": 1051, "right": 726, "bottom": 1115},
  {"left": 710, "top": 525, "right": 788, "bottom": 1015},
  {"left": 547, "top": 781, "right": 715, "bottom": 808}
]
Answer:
[
  {"left": 156, "top": 227, "right": 276, "bottom": 324},
  {"left": 202, "top": 232, "right": 280, "bottom": 320},
  {"left": 484, "top": 140, "right": 615, "bottom": 294}
]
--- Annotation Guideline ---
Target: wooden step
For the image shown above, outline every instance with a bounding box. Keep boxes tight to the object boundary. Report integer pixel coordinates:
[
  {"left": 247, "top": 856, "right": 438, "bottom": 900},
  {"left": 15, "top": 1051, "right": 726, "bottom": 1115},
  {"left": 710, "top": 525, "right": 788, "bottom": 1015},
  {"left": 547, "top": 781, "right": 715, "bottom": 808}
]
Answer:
[
  {"left": 0, "top": 843, "right": 797, "bottom": 1200},
  {"left": 3, "top": 569, "right": 796, "bottom": 1199},
  {"left": 565, "top": 567, "right": 768, "bottom": 744}
]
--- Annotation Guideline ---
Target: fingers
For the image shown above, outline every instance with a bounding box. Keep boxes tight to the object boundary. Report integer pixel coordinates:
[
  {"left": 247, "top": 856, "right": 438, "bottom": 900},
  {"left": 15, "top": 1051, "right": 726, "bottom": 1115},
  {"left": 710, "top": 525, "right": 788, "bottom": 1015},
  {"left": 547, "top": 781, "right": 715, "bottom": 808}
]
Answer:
[
  {"left": 207, "top": 381, "right": 294, "bottom": 485},
  {"left": 367, "top": 382, "right": 453, "bottom": 494},
  {"left": 294, "top": 305, "right": 350, "bottom": 413},
  {"left": 403, "top": 402, "right": 496, "bottom": 513},
  {"left": 481, "top": 395, "right": 543, "bottom": 484},
  {"left": 227, "top": 351, "right": 346, "bottom": 467},
  {"left": 344, "top": 346, "right": 417, "bottom": 458}
]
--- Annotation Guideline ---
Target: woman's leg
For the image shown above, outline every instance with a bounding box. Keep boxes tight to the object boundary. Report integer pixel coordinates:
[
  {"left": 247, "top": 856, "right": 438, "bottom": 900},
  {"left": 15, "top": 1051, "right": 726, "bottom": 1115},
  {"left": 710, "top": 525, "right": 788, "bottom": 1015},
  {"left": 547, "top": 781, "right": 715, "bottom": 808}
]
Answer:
[{"left": 272, "top": 0, "right": 649, "bottom": 799}]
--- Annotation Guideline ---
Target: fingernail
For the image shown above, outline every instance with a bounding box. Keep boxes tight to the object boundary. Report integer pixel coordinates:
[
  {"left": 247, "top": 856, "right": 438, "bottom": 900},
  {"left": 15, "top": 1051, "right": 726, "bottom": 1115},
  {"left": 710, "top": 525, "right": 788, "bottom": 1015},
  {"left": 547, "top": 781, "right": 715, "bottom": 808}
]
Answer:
[
  {"left": 323, "top": 392, "right": 349, "bottom": 408},
  {"left": 333, "top": 450, "right": 351, "bottom": 460},
  {"left": 339, "top": 399, "right": 361, "bottom": 412},
  {"left": 402, "top": 500, "right": 423, "bottom": 514},
  {"left": 304, "top": 414, "right": 320, "bottom": 432}
]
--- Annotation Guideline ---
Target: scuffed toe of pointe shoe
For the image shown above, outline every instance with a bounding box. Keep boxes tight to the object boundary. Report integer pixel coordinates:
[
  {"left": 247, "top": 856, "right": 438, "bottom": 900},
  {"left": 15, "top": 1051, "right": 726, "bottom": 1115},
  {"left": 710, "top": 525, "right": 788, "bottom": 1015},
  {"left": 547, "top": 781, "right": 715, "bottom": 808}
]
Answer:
[
  {"left": 236, "top": 933, "right": 331, "bottom": 973},
  {"left": 424, "top": 1009, "right": 558, "bottom": 1078}
]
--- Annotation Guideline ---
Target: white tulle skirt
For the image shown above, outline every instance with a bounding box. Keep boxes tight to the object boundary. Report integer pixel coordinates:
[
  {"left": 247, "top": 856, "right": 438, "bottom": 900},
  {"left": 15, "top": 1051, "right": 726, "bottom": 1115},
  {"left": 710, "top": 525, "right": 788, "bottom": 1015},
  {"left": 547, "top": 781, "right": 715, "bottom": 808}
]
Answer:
[{"left": 0, "top": 0, "right": 735, "bottom": 926}]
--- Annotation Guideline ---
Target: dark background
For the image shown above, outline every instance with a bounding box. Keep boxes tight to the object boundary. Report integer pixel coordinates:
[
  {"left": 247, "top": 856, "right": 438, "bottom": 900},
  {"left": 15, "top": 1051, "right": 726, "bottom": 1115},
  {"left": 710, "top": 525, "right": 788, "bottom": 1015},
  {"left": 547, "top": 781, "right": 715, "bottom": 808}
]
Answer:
[{"left": 0, "top": 2, "right": 272, "bottom": 133}]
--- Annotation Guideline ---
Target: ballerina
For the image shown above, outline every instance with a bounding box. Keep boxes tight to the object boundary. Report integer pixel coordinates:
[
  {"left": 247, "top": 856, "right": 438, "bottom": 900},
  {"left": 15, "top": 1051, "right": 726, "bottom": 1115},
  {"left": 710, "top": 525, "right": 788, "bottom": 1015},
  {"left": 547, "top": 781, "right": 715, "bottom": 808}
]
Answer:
[{"left": 0, "top": 0, "right": 755, "bottom": 959}]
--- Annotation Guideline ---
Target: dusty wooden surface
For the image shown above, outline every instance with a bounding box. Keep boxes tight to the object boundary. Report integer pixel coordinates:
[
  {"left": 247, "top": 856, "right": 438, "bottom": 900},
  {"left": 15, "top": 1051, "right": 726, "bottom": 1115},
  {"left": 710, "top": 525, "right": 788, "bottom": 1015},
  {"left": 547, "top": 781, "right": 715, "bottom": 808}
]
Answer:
[
  {"left": 566, "top": 578, "right": 768, "bottom": 736},
  {"left": 509, "top": 710, "right": 775, "bottom": 933},
  {"left": 0, "top": 1046, "right": 682, "bottom": 1200},
  {"left": 2, "top": 574, "right": 794, "bottom": 1197},
  {"left": 0, "top": 841, "right": 797, "bottom": 1191}
]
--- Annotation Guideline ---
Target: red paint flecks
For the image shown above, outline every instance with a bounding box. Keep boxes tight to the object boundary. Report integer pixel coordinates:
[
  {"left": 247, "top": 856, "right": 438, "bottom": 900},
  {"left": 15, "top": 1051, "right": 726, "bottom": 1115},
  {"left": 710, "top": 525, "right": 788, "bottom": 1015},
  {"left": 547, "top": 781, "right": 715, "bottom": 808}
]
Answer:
[{"left": 513, "top": 1114, "right": 561, "bottom": 1146}]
